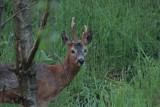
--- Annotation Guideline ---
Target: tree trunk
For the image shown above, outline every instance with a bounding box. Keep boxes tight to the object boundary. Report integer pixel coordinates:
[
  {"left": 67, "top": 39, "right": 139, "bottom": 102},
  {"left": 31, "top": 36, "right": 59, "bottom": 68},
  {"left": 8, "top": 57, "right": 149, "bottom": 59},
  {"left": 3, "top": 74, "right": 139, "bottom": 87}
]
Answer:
[
  {"left": 0, "top": 0, "right": 4, "bottom": 39},
  {"left": 14, "top": 0, "right": 40, "bottom": 106}
]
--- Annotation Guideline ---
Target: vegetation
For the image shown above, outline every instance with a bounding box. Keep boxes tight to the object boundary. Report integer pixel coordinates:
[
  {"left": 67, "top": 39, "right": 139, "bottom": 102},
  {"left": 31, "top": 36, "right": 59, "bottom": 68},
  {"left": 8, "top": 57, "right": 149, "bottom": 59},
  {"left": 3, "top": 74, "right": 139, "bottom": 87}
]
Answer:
[{"left": 1, "top": 0, "right": 160, "bottom": 106}]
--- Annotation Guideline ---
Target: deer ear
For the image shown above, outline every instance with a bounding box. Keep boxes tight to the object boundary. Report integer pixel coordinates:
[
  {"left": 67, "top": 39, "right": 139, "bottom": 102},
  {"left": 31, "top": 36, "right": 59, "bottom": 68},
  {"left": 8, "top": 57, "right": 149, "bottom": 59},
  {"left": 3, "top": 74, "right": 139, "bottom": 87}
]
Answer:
[
  {"left": 62, "top": 31, "right": 71, "bottom": 44},
  {"left": 82, "top": 30, "right": 93, "bottom": 45}
]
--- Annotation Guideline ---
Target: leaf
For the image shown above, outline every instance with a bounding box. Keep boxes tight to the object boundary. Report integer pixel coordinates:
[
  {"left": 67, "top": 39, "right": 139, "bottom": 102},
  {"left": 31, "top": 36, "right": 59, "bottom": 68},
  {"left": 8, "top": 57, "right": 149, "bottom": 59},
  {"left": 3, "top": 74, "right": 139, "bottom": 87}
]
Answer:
[
  {"left": 45, "top": 58, "right": 53, "bottom": 61},
  {"left": 40, "top": 50, "right": 47, "bottom": 58}
]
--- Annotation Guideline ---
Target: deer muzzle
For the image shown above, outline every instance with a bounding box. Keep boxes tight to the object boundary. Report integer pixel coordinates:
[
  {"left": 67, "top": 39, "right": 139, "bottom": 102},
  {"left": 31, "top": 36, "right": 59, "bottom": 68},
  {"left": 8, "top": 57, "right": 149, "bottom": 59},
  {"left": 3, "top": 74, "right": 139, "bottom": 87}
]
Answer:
[{"left": 77, "top": 58, "right": 84, "bottom": 65}]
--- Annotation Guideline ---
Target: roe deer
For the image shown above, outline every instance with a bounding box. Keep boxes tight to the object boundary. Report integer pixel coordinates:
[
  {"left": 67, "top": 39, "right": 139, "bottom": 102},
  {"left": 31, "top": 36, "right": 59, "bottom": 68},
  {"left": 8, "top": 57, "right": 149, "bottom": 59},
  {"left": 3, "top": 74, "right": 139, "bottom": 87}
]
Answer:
[{"left": 0, "top": 17, "right": 93, "bottom": 107}]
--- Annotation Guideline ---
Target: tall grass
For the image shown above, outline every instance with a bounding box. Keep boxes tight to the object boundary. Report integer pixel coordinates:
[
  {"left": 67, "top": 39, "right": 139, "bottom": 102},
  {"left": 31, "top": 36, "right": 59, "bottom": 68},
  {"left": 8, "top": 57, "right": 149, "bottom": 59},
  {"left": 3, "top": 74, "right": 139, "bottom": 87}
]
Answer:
[{"left": 1, "top": 0, "right": 160, "bottom": 107}]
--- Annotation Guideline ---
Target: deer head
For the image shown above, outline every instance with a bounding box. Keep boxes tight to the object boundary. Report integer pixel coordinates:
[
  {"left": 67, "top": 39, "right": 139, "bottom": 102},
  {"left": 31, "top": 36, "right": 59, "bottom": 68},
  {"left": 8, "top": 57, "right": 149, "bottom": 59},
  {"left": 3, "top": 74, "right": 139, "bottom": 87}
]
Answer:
[{"left": 62, "top": 17, "right": 93, "bottom": 67}]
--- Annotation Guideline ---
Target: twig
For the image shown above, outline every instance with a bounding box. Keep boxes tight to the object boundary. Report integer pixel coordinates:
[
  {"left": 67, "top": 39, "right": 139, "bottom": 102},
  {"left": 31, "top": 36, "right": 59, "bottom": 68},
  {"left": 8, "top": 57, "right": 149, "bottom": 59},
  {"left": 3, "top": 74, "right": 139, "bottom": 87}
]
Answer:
[
  {"left": 49, "top": 47, "right": 69, "bottom": 83},
  {"left": 1, "top": 1, "right": 37, "bottom": 29},
  {"left": 40, "top": 0, "right": 50, "bottom": 29}
]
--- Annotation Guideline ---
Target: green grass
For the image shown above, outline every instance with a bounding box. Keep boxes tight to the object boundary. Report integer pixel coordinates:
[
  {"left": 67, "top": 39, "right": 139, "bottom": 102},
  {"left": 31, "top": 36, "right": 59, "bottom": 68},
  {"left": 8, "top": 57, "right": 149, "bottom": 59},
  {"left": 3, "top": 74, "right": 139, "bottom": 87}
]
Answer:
[{"left": 1, "top": 0, "right": 160, "bottom": 107}]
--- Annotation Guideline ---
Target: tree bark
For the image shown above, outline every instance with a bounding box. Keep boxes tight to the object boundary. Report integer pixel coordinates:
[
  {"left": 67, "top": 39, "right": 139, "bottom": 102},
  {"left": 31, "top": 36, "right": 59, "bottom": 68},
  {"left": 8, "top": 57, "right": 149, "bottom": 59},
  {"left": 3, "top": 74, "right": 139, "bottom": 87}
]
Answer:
[
  {"left": 0, "top": 0, "right": 4, "bottom": 39},
  {"left": 14, "top": 0, "right": 40, "bottom": 106}
]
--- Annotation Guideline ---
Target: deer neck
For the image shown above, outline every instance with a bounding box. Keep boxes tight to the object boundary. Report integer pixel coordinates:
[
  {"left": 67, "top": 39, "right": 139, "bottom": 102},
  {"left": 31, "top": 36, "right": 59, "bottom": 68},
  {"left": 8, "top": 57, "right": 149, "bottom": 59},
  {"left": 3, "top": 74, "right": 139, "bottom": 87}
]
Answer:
[
  {"left": 50, "top": 54, "right": 81, "bottom": 88},
  {"left": 65, "top": 54, "right": 81, "bottom": 80}
]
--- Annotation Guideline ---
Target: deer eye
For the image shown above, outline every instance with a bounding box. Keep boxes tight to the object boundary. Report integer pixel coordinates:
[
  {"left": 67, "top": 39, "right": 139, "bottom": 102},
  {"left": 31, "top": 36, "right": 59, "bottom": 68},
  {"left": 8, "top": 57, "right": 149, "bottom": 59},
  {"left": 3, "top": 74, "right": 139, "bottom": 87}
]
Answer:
[
  {"left": 84, "top": 49, "right": 87, "bottom": 53},
  {"left": 71, "top": 50, "right": 75, "bottom": 54}
]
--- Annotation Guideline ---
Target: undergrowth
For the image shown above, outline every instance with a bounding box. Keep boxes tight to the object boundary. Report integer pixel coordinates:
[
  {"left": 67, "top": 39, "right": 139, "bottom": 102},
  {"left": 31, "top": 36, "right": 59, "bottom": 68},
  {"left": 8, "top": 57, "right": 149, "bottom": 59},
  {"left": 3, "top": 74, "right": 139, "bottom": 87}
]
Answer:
[{"left": 0, "top": 0, "right": 160, "bottom": 107}]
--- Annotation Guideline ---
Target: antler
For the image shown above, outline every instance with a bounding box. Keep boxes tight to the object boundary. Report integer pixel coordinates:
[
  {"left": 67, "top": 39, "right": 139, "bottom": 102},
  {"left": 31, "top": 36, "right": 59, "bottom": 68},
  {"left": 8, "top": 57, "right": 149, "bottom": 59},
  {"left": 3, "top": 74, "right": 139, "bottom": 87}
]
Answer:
[
  {"left": 81, "top": 25, "right": 87, "bottom": 42},
  {"left": 71, "top": 17, "right": 78, "bottom": 42}
]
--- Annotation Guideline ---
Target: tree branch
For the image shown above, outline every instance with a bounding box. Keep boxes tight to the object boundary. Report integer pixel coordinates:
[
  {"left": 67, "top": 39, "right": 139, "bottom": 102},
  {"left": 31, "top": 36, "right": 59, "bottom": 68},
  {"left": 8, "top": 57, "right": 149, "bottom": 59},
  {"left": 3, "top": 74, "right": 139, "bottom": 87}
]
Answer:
[
  {"left": 27, "top": 0, "right": 50, "bottom": 67},
  {"left": 27, "top": 38, "right": 40, "bottom": 67},
  {"left": 40, "top": 0, "right": 50, "bottom": 29}
]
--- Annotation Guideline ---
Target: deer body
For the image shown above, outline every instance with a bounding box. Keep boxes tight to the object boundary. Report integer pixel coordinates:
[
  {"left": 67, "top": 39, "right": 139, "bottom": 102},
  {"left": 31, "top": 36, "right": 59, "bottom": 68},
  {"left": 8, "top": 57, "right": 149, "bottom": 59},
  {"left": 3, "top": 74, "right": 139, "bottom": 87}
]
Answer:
[
  {"left": 0, "top": 62, "right": 80, "bottom": 106},
  {"left": 0, "top": 17, "right": 93, "bottom": 107}
]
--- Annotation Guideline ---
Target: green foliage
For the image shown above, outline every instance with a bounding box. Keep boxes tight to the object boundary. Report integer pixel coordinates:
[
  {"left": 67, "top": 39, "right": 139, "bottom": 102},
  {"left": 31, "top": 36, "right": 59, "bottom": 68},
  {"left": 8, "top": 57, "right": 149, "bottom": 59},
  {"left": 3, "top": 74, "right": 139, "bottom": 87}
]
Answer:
[{"left": 1, "top": 0, "right": 160, "bottom": 107}]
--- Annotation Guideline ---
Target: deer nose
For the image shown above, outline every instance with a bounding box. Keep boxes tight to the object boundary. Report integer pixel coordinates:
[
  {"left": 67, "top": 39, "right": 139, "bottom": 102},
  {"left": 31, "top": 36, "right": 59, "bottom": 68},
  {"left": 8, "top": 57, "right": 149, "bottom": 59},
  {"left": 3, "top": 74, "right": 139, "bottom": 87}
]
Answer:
[{"left": 78, "top": 58, "right": 84, "bottom": 65}]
